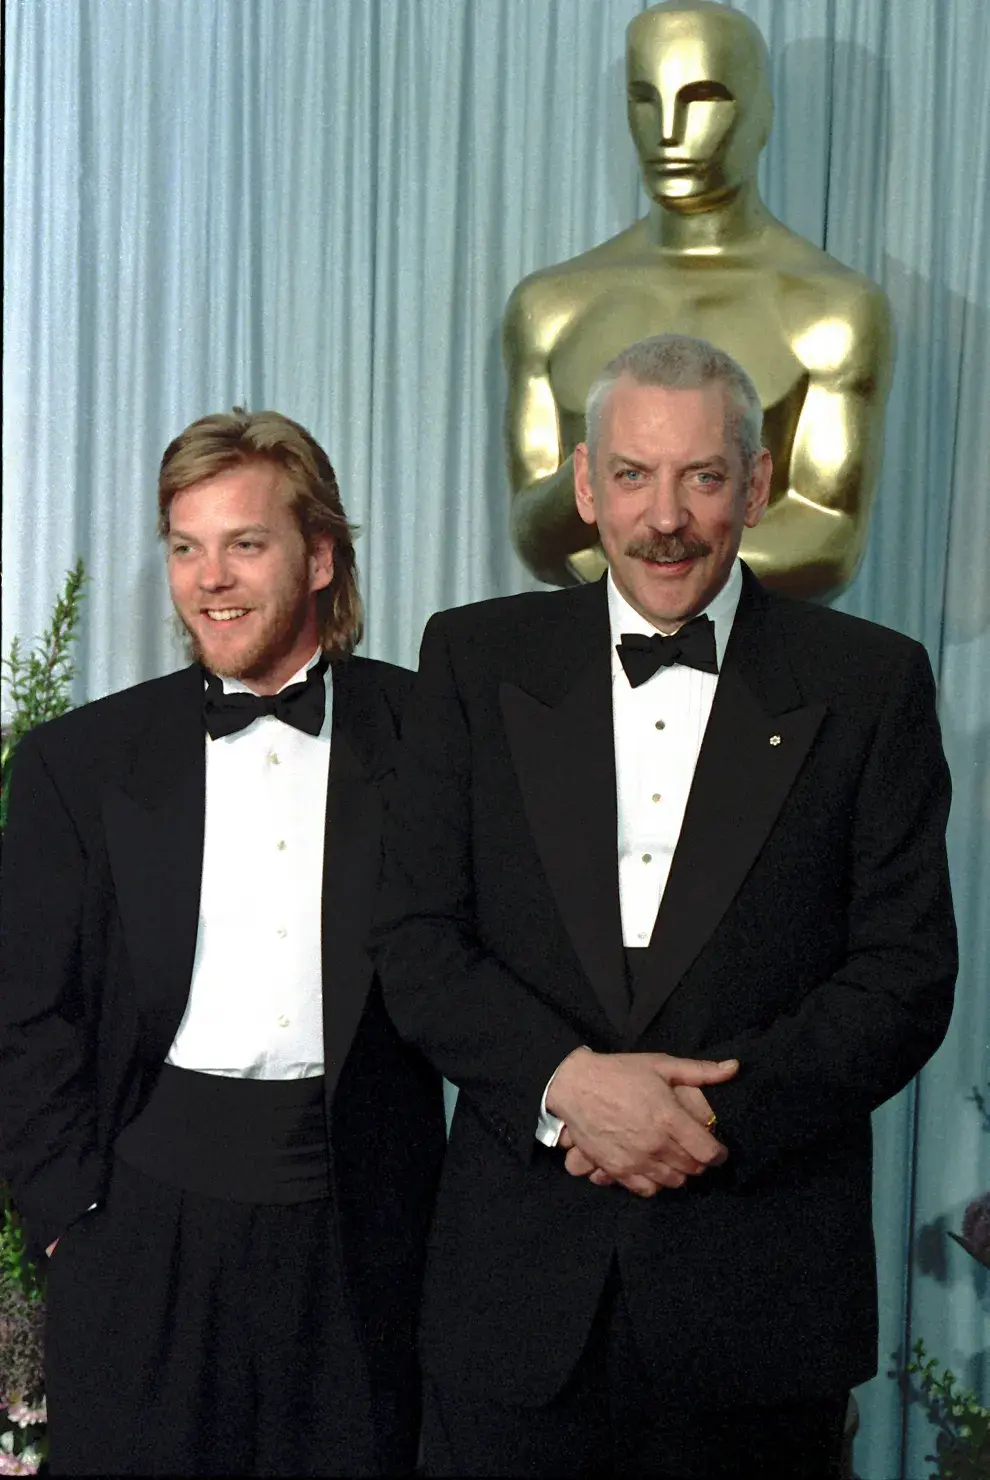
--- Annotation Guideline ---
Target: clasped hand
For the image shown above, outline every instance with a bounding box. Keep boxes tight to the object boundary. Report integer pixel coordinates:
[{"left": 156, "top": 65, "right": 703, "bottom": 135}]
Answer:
[{"left": 546, "top": 1048, "right": 738, "bottom": 1198}]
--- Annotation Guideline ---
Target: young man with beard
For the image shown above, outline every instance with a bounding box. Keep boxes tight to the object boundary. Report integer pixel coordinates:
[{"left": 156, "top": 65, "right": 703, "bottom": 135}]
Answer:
[
  {"left": 372, "top": 335, "right": 957, "bottom": 1478},
  {"left": 0, "top": 411, "right": 445, "bottom": 1476}
]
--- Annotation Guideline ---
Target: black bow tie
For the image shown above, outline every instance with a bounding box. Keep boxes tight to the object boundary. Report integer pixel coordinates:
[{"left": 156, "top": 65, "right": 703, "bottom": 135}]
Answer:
[
  {"left": 616, "top": 616, "right": 719, "bottom": 687},
  {"left": 202, "top": 655, "right": 330, "bottom": 739}
]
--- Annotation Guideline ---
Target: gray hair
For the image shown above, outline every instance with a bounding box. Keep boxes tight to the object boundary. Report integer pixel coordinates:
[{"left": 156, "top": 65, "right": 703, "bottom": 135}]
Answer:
[{"left": 585, "top": 333, "right": 764, "bottom": 468}]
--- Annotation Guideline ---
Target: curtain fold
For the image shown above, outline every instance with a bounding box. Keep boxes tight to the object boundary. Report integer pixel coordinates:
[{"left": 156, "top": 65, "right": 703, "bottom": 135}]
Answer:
[{"left": 4, "top": 4, "right": 988, "bottom": 1475}]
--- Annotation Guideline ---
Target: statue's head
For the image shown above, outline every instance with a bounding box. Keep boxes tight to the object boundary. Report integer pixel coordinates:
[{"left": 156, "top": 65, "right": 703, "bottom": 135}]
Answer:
[{"left": 626, "top": 0, "right": 773, "bottom": 209}]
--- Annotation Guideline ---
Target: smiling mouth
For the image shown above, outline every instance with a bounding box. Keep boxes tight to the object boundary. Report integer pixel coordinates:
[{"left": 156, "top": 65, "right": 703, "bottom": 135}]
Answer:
[
  {"left": 641, "top": 556, "right": 697, "bottom": 576},
  {"left": 204, "top": 608, "right": 250, "bottom": 622}
]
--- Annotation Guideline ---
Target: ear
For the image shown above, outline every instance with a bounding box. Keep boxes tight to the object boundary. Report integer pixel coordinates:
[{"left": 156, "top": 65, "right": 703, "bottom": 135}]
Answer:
[
  {"left": 573, "top": 443, "right": 598, "bottom": 527},
  {"left": 308, "top": 534, "right": 335, "bottom": 593},
  {"left": 743, "top": 448, "right": 772, "bottom": 528}
]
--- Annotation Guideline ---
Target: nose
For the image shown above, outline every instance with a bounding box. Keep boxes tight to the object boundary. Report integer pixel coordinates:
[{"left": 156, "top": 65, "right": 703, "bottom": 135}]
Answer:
[
  {"left": 198, "top": 548, "right": 234, "bottom": 591},
  {"left": 645, "top": 472, "right": 689, "bottom": 534},
  {"left": 659, "top": 85, "right": 683, "bottom": 146}
]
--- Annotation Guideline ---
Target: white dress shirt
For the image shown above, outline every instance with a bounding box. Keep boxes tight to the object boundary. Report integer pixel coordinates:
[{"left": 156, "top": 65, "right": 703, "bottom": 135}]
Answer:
[
  {"left": 536, "top": 561, "right": 743, "bottom": 1144},
  {"left": 166, "top": 651, "right": 332, "bottom": 1079}
]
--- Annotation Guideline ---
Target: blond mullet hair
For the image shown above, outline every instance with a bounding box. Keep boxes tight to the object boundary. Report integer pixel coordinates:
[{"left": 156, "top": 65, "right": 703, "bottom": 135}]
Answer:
[{"left": 158, "top": 408, "right": 363, "bottom": 657}]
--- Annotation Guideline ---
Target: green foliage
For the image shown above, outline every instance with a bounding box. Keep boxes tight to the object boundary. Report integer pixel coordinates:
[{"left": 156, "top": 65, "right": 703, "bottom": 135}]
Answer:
[
  {"left": 908, "top": 1340, "right": 990, "bottom": 1480},
  {"left": 1, "top": 557, "right": 87, "bottom": 830},
  {"left": 0, "top": 563, "right": 84, "bottom": 1458},
  {"left": 0, "top": 1193, "right": 42, "bottom": 1308},
  {"left": 0, "top": 1188, "right": 46, "bottom": 1432}
]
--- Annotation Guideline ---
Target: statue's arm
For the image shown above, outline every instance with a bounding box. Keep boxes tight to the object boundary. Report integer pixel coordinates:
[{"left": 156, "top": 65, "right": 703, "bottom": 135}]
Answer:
[
  {"left": 502, "top": 283, "right": 599, "bottom": 587},
  {"left": 742, "top": 285, "right": 894, "bottom": 600}
]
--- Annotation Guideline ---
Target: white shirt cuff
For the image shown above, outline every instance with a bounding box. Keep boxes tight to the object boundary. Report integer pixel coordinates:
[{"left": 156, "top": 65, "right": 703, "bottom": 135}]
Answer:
[{"left": 535, "top": 1072, "right": 565, "bottom": 1147}]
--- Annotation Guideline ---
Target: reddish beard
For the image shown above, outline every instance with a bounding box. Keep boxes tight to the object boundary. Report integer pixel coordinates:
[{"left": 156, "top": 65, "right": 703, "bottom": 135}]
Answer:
[{"left": 177, "top": 589, "right": 313, "bottom": 681}]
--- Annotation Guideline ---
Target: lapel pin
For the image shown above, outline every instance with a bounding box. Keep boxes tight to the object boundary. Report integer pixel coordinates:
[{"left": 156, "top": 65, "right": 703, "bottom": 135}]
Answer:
[{"left": 769, "top": 734, "right": 781, "bottom": 746}]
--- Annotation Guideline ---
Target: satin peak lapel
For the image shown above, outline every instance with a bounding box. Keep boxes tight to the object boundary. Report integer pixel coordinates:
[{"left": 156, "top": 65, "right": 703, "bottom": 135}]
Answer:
[
  {"left": 626, "top": 578, "right": 826, "bottom": 1041},
  {"left": 500, "top": 637, "right": 629, "bottom": 1034},
  {"left": 100, "top": 667, "right": 206, "bottom": 1060},
  {"left": 321, "top": 662, "right": 398, "bottom": 1096}
]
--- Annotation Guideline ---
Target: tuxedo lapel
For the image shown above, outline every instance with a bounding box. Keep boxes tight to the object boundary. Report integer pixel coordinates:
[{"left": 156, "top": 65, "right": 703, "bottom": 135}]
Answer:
[
  {"left": 626, "top": 571, "right": 826, "bottom": 1040},
  {"left": 321, "top": 661, "right": 399, "bottom": 1097},
  {"left": 100, "top": 666, "right": 206, "bottom": 1060},
  {"left": 499, "top": 584, "right": 630, "bottom": 1032}
]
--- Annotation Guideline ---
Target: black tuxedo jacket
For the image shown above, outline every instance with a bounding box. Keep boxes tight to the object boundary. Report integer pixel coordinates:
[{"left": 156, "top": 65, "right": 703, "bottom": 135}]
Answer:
[
  {"left": 0, "top": 656, "right": 445, "bottom": 1439},
  {"left": 372, "top": 567, "right": 957, "bottom": 1410}
]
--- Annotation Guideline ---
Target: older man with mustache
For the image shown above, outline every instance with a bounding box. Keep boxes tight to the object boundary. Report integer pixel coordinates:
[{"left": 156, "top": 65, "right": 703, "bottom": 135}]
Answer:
[{"left": 373, "top": 334, "right": 956, "bottom": 1478}]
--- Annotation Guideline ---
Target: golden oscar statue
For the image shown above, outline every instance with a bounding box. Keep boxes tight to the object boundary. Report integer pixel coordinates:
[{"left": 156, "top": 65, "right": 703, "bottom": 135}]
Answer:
[{"left": 503, "top": 0, "right": 893, "bottom": 596}]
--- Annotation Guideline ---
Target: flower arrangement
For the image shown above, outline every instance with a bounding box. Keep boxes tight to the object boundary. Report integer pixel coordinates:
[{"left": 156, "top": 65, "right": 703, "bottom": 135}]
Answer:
[
  {"left": 907, "top": 1340, "right": 990, "bottom": 1480},
  {"left": 0, "top": 1196, "right": 46, "bottom": 1474},
  {"left": 1, "top": 560, "right": 88, "bottom": 1472},
  {"left": 905, "top": 1080, "right": 990, "bottom": 1478}
]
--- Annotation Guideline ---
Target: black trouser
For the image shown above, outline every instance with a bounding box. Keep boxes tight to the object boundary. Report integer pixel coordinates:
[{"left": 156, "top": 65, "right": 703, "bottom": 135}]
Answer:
[
  {"left": 422, "top": 1265, "right": 848, "bottom": 1479},
  {"left": 45, "top": 1069, "right": 384, "bottom": 1476}
]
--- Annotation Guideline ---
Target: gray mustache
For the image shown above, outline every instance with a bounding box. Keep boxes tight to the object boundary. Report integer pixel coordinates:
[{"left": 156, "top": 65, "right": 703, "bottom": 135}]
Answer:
[{"left": 625, "top": 536, "right": 712, "bottom": 562}]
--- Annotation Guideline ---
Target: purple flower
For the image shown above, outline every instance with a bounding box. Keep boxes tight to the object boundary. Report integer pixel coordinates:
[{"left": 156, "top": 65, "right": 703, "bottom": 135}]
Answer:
[
  {"left": 5, "top": 1403, "right": 45, "bottom": 1429},
  {"left": 961, "top": 1191, "right": 990, "bottom": 1267},
  {"left": 0, "top": 1453, "right": 40, "bottom": 1475}
]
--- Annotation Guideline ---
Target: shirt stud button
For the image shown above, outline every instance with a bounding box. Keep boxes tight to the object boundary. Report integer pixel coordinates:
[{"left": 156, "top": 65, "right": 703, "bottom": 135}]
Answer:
[
  {"left": 277, "top": 1015, "right": 290, "bottom": 1028},
  {"left": 642, "top": 854, "right": 652, "bottom": 864},
  {"left": 651, "top": 793, "right": 661, "bottom": 803},
  {"left": 654, "top": 719, "right": 666, "bottom": 731},
  {"left": 276, "top": 840, "right": 287, "bottom": 851}
]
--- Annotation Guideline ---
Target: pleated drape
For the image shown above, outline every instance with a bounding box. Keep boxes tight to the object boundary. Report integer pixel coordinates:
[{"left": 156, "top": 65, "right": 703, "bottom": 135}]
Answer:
[{"left": 4, "top": 4, "right": 988, "bottom": 1475}]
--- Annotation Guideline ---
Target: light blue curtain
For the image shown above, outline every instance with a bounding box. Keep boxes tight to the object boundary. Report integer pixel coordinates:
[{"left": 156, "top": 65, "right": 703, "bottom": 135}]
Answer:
[{"left": 3, "top": 3, "right": 988, "bottom": 1475}]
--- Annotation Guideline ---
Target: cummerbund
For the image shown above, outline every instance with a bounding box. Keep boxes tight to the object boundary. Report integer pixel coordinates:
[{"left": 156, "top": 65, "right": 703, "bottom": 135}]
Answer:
[{"left": 114, "top": 1064, "right": 330, "bottom": 1204}]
